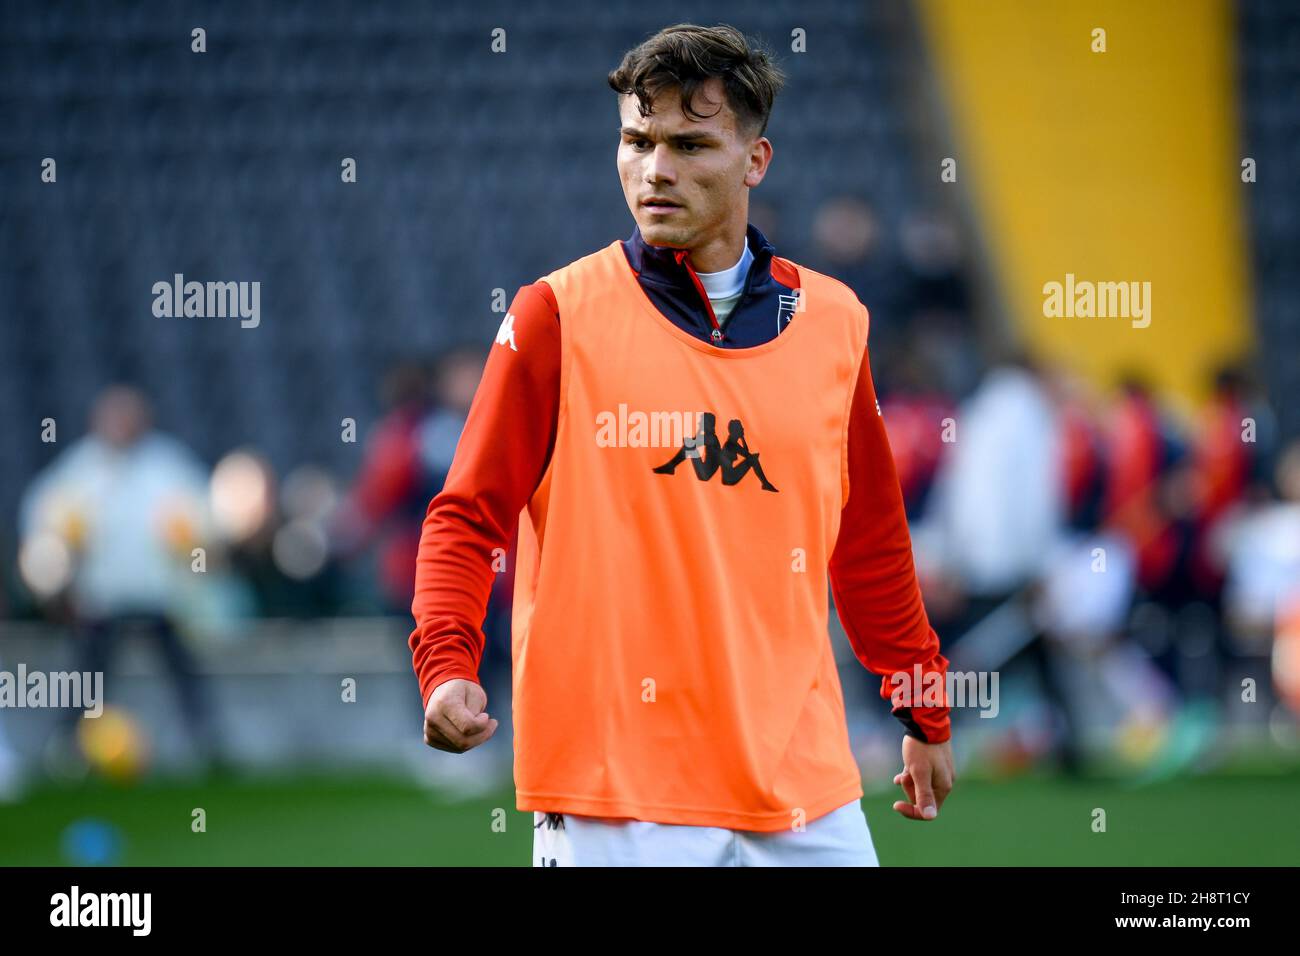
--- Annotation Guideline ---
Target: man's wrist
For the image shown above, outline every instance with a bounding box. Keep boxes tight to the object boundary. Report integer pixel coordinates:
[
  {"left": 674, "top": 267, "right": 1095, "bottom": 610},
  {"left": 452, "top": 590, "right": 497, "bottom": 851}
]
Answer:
[
  {"left": 422, "top": 671, "right": 481, "bottom": 710},
  {"left": 893, "top": 706, "right": 951, "bottom": 744}
]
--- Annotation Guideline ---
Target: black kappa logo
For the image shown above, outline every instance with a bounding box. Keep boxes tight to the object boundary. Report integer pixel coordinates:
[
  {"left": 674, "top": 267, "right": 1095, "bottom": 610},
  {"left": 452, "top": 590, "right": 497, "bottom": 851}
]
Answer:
[{"left": 652, "top": 412, "right": 779, "bottom": 492}]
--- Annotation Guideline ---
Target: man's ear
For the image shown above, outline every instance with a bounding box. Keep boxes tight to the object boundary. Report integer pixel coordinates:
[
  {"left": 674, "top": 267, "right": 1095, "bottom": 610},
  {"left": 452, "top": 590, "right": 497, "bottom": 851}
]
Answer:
[{"left": 745, "top": 139, "right": 772, "bottom": 189}]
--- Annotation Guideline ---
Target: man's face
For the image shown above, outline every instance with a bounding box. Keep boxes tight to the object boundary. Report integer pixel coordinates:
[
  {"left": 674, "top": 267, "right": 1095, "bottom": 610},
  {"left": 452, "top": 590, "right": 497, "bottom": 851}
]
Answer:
[
  {"left": 616, "top": 78, "right": 771, "bottom": 253},
  {"left": 92, "top": 387, "right": 150, "bottom": 449}
]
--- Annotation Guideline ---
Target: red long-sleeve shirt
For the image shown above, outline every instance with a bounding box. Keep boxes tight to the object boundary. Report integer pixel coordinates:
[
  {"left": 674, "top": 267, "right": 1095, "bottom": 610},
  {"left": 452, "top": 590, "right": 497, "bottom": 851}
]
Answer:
[{"left": 409, "top": 280, "right": 951, "bottom": 743}]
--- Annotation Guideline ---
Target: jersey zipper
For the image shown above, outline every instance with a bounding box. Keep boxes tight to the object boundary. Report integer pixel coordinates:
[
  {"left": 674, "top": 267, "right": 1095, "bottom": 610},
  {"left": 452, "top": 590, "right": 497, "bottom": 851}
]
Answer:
[{"left": 673, "top": 249, "right": 725, "bottom": 344}]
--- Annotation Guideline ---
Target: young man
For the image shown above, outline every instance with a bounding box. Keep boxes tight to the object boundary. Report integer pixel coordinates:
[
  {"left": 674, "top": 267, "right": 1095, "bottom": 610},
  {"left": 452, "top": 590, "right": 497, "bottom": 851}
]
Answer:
[{"left": 410, "top": 23, "right": 954, "bottom": 866}]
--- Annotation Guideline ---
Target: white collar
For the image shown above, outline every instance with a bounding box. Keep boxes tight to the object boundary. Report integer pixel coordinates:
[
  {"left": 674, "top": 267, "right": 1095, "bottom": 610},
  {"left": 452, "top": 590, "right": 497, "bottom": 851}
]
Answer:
[{"left": 695, "top": 240, "right": 753, "bottom": 300}]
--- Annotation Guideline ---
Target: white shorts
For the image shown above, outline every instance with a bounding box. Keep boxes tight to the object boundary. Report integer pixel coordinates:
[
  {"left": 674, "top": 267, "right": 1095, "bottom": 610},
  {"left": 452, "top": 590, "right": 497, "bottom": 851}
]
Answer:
[{"left": 532, "top": 799, "right": 879, "bottom": 867}]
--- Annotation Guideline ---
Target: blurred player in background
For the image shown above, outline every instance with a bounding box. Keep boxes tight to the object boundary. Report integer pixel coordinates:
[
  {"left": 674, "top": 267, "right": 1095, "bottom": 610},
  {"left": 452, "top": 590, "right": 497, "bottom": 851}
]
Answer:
[
  {"left": 18, "top": 384, "right": 220, "bottom": 769},
  {"left": 409, "top": 22, "right": 954, "bottom": 866}
]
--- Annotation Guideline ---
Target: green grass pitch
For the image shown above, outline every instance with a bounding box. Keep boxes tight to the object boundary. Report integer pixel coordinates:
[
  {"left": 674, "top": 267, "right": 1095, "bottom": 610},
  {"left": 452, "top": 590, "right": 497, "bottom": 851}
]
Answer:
[{"left": 3, "top": 767, "right": 1297, "bottom": 866}]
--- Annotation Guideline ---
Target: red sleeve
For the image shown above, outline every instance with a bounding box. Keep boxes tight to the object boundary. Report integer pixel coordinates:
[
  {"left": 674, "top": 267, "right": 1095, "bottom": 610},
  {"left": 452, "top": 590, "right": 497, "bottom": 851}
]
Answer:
[
  {"left": 408, "top": 281, "right": 560, "bottom": 709},
  {"left": 829, "top": 340, "right": 952, "bottom": 744}
]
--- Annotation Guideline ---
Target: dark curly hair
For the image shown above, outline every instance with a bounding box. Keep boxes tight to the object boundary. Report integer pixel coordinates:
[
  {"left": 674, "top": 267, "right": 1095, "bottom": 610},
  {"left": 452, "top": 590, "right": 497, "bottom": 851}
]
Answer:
[{"left": 608, "top": 23, "right": 787, "bottom": 139}]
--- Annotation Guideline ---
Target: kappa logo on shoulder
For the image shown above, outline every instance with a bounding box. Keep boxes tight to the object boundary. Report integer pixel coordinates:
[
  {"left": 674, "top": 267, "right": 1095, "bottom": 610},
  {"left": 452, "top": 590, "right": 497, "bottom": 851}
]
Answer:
[{"left": 495, "top": 312, "right": 518, "bottom": 351}]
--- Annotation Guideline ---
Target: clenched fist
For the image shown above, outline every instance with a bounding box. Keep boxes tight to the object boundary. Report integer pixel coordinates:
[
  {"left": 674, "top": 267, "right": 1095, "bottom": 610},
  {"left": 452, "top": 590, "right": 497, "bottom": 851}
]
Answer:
[{"left": 423, "top": 678, "right": 499, "bottom": 753}]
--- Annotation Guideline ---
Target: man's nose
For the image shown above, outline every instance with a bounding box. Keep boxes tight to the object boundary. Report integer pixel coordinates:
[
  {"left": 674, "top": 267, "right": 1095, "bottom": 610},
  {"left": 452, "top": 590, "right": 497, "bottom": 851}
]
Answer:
[{"left": 643, "top": 143, "right": 676, "bottom": 183}]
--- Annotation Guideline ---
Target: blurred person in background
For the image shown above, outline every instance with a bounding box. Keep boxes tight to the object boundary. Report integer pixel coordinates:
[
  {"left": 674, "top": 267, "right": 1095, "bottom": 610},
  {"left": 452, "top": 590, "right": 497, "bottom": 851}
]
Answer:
[
  {"left": 416, "top": 344, "right": 488, "bottom": 501},
  {"left": 17, "top": 384, "right": 220, "bottom": 768},
  {"left": 1024, "top": 370, "right": 1167, "bottom": 774},
  {"left": 897, "top": 209, "right": 980, "bottom": 400},
  {"left": 1031, "top": 527, "right": 1161, "bottom": 774},
  {"left": 1101, "top": 375, "right": 1179, "bottom": 595},
  {"left": 1193, "top": 367, "right": 1256, "bottom": 549},
  {"left": 1098, "top": 369, "right": 1279, "bottom": 770},
  {"left": 918, "top": 354, "right": 1078, "bottom": 768},
  {"left": 1223, "top": 440, "right": 1300, "bottom": 718},
  {"left": 810, "top": 196, "right": 909, "bottom": 366},
  {"left": 1187, "top": 365, "right": 1274, "bottom": 604},
  {"left": 878, "top": 349, "right": 953, "bottom": 520},
  {"left": 1102, "top": 376, "right": 1226, "bottom": 751},
  {"left": 333, "top": 359, "right": 436, "bottom": 614},
  {"left": 923, "top": 354, "right": 1065, "bottom": 621},
  {"left": 898, "top": 209, "right": 970, "bottom": 320},
  {"left": 1147, "top": 454, "right": 1222, "bottom": 697},
  {"left": 1120, "top": 450, "right": 1225, "bottom": 773},
  {"left": 1051, "top": 370, "right": 1107, "bottom": 535}
]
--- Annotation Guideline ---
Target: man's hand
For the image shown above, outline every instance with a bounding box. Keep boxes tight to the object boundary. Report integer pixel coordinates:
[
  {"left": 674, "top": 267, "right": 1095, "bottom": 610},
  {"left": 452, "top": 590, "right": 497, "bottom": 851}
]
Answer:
[
  {"left": 892, "top": 735, "right": 954, "bottom": 821},
  {"left": 423, "top": 678, "right": 498, "bottom": 753}
]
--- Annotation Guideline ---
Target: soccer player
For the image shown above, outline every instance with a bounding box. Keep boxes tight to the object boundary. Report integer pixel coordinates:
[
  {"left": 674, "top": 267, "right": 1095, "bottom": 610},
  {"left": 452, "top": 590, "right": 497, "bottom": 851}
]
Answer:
[{"left": 410, "top": 22, "right": 954, "bottom": 866}]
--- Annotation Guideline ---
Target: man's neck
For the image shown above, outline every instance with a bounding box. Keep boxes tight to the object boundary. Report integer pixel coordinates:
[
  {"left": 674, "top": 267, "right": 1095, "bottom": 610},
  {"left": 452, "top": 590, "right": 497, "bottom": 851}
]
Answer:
[
  {"left": 695, "top": 239, "right": 752, "bottom": 298},
  {"left": 684, "top": 225, "right": 748, "bottom": 274}
]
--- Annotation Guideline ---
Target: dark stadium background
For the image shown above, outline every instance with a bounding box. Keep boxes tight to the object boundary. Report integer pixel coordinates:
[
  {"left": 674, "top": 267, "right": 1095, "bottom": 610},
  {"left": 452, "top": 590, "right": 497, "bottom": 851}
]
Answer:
[{"left": 0, "top": 0, "right": 1297, "bottom": 865}]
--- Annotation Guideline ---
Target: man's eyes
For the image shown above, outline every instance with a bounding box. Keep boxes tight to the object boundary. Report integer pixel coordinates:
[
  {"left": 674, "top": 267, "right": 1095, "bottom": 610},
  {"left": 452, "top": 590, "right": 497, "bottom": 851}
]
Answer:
[{"left": 628, "top": 138, "right": 703, "bottom": 152}]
